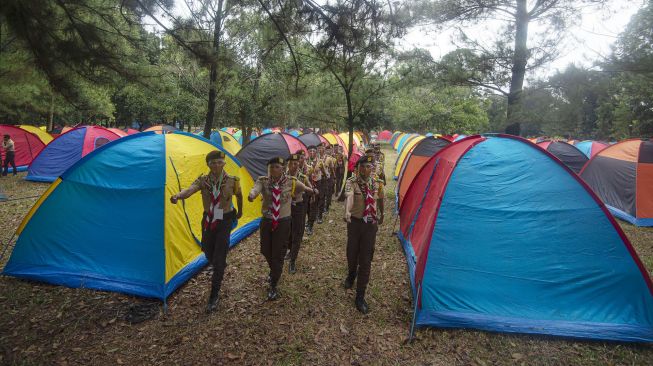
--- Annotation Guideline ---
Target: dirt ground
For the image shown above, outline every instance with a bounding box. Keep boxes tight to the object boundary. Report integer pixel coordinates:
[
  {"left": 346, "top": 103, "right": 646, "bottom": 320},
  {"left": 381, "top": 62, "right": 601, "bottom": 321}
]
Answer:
[{"left": 1, "top": 145, "right": 652, "bottom": 365}]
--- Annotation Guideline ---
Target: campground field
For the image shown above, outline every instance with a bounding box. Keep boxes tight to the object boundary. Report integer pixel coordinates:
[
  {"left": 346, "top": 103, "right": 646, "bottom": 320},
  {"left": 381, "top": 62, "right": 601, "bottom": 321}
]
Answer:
[{"left": 1, "top": 144, "right": 652, "bottom": 365}]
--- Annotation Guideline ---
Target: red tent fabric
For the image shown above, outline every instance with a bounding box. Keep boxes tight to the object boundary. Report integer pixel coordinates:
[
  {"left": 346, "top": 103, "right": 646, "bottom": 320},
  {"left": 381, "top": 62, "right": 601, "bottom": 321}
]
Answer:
[
  {"left": 0, "top": 125, "right": 46, "bottom": 171},
  {"left": 378, "top": 130, "right": 392, "bottom": 141}
]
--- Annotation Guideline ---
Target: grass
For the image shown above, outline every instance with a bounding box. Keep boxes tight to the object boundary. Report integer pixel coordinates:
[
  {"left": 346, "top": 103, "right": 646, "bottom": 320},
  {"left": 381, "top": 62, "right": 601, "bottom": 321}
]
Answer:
[{"left": 0, "top": 145, "right": 652, "bottom": 365}]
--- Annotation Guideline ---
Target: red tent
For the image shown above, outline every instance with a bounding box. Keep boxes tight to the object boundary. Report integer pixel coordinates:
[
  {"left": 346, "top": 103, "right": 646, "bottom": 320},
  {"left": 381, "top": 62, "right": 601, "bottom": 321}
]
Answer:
[{"left": 0, "top": 125, "right": 47, "bottom": 172}]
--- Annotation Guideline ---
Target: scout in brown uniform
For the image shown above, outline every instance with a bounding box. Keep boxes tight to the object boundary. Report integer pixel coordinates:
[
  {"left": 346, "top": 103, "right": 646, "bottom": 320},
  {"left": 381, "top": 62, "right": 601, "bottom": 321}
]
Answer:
[
  {"left": 170, "top": 150, "right": 243, "bottom": 313},
  {"left": 334, "top": 144, "right": 345, "bottom": 195},
  {"left": 323, "top": 144, "right": 337, "bottom": 213},
  {"left": 343, "top": 155, "right": 384, "bottom": 314},
  {"left": 248, "top": 157, "right": 316, "bottom": 300},
  {"left": 373, "top": 142, "right": 386, "bottom": 185},
  {"left": 305, "top": 146, "right": 325, "bottom": 235},
  {"left": 286, "top": 154, "right": 315, "bottom": 274}
]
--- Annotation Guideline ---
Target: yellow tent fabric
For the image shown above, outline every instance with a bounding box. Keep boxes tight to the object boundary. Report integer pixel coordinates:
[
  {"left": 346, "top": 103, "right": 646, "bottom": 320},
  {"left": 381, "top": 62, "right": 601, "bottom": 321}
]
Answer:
[
  {"left": 338, "top": 132, "right": 363, "bottom": 152},
  {"left": 19, "top": 125, "right": 53, "bottom": 144},
  {"left": 394, "top": 135, "right": 425, "bottom": 179},
  {"left": 215, "top": 130, "right": 242, "bottom": 156}
]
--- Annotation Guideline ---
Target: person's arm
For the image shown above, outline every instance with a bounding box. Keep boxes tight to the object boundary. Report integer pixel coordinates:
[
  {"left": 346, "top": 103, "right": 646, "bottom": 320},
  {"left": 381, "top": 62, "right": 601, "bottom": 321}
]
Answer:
[
  {"left": 234, "top": 179, "right": 243, "bottom": 219},
  {"left": 295, "top": 179, "right": 317, "bottom": 197},
  {"left": 344, "top": 180, "right": 354, "bottom": 223},
  {"left": 377, "top": 183, "right": 384, "bottom": 225},
  {"left": 170, "top": 181, "right": 200, "bottom": 204},
  {"left": 248, "top": 178, "right": 263, "bottom": 202}
]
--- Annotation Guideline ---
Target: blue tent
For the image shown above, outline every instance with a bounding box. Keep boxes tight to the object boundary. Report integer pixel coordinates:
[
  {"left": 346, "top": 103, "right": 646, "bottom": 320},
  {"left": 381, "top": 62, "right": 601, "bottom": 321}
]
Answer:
[
  {"left": 399, "top": 135, "right": 653, "bottom": 342},
  {"left": 4, "top": 132, "right": 261, "bottom": 300}
]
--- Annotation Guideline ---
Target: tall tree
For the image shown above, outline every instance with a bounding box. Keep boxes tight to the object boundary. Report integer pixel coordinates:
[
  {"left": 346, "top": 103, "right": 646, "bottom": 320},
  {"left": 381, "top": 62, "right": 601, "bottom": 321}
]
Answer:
[{"left": 423, "top": 0, "right": 608, "bottom": 134}]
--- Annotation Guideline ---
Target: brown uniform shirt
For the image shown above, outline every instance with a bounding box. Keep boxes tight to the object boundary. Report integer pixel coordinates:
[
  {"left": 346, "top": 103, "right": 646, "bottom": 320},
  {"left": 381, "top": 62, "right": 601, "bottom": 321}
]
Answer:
[
  {"left": 187, "top": 173, "right": 241, "bottom": 214},
  {"left": 306, "top": 157, "right": 324, "bottom": 182},
  {"left": 323, "top": 156, "right": 336, "bottom": 179},
  {"left": 250, "top": 175, "right": 311, "bottom": 219},
  {"left": 345, "top": 176, "right": 384, "bottom": 219},
  {"left": 288, "top": 171, "right": 312, "bottom": 203}
]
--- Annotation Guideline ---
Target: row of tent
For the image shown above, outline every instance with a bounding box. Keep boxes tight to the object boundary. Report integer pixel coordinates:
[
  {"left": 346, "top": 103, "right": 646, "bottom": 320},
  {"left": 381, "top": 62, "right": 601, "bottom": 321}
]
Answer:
[
  {"left": 385, "top": 132, "right": 653, "bottom": 342},
  {"left": 2, "top": 127, "right": 369, "bottom": 302},
  {"left": 387, "top": 130, "right": 652, "bottom": 227}
]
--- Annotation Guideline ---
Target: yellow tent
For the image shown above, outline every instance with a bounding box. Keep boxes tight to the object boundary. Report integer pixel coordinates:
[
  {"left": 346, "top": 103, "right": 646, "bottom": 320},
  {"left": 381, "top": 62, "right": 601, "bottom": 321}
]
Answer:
[
  {"left": 394, "top": 135, "right": 425, "bottom": 179},
  {"left": 19, "top": 125, "right": 53, "bottom": 144},
  {"left": 211, "top": 130, "right": 242, "bottom": 156}
]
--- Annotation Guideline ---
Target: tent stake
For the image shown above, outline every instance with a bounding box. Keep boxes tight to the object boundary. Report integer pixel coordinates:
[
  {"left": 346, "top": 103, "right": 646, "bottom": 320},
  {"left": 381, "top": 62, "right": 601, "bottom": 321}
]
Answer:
[{"left": 408, "top": 281, "right": 421, "bottom": 342}]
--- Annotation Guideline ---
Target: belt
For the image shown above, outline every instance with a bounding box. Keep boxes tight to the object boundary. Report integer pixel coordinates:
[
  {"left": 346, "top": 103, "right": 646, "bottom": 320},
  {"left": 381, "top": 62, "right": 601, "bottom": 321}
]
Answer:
[{"left": 262, "top": 216, "right": 292, "bottom": 223}]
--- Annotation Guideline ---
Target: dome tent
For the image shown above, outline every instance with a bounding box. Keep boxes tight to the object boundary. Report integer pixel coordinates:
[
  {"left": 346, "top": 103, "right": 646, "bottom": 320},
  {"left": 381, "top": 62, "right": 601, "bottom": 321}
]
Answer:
[
  {"left": 399, "top": 134, "right": 653, "bottom": 342},
  {"left": 322, "top": 132, "right": 348, "bottom": 157},
  {"left": 236, "top": 132, "right": 308, "bottom": 179},
  {"left": 209, "top": 130, "right": 242, "bottom": 156},
  {"left": 0, "top": 124, "right": 47, "bottom": 172},
  {"left": 26, "top": 126, "right": 123, "bottom": 182},
  {"left": 580, "top": 138, "right": 653, "bottom": 226},
  {"left": 378, "top": 130, "right": 392, "bottom": 141},
  {"left": 389, "top": 131, "right": 403, "bottom": 145},
  {"left": 298, "top": 133, "right": 328, "bottom": 148},
  {"left": 395, "top": 136, "right": 451, "bottom": 208},
  {"left": 536, "top": 140, "right": 588, "bottom": 174},
  {"left": 3, "top": 132, "right": 261, "bottom": 300},
  {"left": 575, "top": 140, "right": 609, "bottom": 158},
  {"left": 19, "top": 125, "right": 54, "bottom": 145},
  {"left": 393, "top": 135, "right": 424, "bottom": 180}
]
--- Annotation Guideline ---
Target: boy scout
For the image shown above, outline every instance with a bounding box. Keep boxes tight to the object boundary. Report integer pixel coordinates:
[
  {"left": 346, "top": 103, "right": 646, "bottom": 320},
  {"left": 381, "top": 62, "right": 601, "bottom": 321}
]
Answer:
[
  {"left": 286, "top": 154, "right": 314, "bottom": 274},
  {"left": 248, "top": 157, "right": 316, "bottom": 300},
  {"left": 305, "top": 146, "right": 325, "bottom": 234},
  {"left": 170, "top": 150, "right": 243, "bottom": 313},
  {"left": 343, "top": 155, "right": 384, "bottom": 314}
]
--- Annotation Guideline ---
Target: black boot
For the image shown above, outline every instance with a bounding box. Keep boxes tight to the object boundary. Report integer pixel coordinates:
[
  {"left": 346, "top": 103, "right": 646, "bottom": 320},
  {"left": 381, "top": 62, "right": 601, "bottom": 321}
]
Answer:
[
  {"left": 306, "top": 226, "right": 313, "bottom": 236},
  {"left": 342, "top": 272, "right": 356, "bottom": 289},
  {"left": 355, "top": 291, "right": 369, "bottom": 314},
  {"left": 206, "top": 287, "right": 220, "bottom": 313},
  {"left": 289, "top": 260, "right": 296, "bottom": 274},
  {"left": 267, "top": 286, "right": 279, "bottom": 301}
]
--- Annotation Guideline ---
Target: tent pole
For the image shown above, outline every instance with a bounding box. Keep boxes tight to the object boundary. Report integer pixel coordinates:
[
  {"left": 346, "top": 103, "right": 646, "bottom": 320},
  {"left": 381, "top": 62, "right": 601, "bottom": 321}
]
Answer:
[{"left": 408, "top": 281, "right": 421, "bottom": 342}]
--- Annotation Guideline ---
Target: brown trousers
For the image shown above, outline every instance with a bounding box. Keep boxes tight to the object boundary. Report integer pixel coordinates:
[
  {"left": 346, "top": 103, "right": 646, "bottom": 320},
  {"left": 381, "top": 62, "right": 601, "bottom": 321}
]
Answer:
[
  {"left": 288, "top": 201, "right": 305, "bottom": 262},
  {"left": 325, "top": 177, "right": 335, "bottom": 210},
  {"left": 346, "top": 218, "right": 377, "bottom": 294},
  {"left": 335, "top": 167, "right": 345, "bottom": 196},
  {"left": 201, "top": 211, "right": 235, "bottom": 292},
  {"left": 307, "top": 179, "right": 325, "bottom": 226},
  {"left": 260, "top": 217, "right": 291, "bottom": 287}
]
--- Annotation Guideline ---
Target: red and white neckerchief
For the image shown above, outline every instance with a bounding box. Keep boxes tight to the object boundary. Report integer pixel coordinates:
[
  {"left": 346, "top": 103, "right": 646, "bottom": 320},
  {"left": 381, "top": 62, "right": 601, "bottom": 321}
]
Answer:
[
  {"left": 204, "top": 171, "right": 226, "bottom": 230},
  {"left": 269, "top": 175, "right": 287, "bottom": 231},
  {"left": 359, "top": 177, "right": 377, "bottom": 224}
]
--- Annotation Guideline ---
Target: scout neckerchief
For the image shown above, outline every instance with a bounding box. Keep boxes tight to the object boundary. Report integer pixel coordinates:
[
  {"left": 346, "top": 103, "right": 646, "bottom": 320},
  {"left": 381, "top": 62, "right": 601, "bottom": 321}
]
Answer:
[
  {"left": 204, "top": 170, "right": 227, "bottom": 230},
  {"left": 358, "top": 175, "right": 377, "bottom": 224},
  {"left": 269, "top": 174, "right": 287, "bottom": 231}
]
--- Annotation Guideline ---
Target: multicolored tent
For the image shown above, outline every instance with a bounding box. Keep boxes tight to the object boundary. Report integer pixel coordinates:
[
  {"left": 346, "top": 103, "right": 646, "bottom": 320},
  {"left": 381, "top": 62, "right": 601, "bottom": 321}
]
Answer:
[
  {"left": 19, "top": 125, "right": 53, "bottom": 145},
  {"left": 209, "top": 130, "right": 242, "bottom": 156},
  {"left": 236, "top": 132, "right": 308, "bottom": 179},
  {"left": 575, "top": 140, "right": 609, "bottom": 158},
  {"left": 26, "top": 126, "right": 124, "bottom": 182},
  {"left": 399, "top": 134, "right": 653, "bottom": 342},
  {"left": 107, "top": 128, "right": 128, "bottom": 137},
  {"left": 395, "top": 136, "right": 451, "bottom": 208},
  {"left": 144, "top": 124, "right": 178, "bottom": 134},
  {"left": 580, "top": 139, "right": 653, "bottom": 226},
  {"left": 322, "top": 132, "right": 348, "bottom": 156},
  {"left": 396, "top": 133, "right": 419, "bottom": 153},
  {"left": 393, "top": 135, "right": 425, "bottom": 180},
  {"left": 0, "top": 125, "right": 47, "bottom": 172},
  {"left": 3, "top": 132, "right": 261, "bottom": 300},
  {"left": 537, "top": 140, "right": 588, "bottom": 174},
  {"left": 126, "top": 128, "right": 140, "bottom": 135},
  {"left": 393, "top": 133, "right": 408, "bottom": 151},
  {"left": 298, "top": 133, "right": 328, "bottom": 148},
  {"left": 378, "top": 130, "right": 392, "bottom": 141},
  {"left": 390, "top": 132, "right": 403, "bottom": 145}
]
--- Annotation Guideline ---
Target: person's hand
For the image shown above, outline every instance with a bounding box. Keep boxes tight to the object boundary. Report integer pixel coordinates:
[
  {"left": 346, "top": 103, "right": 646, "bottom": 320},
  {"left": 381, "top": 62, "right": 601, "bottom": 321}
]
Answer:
[
  {"left": 313, "top": 188, "right": 319, "bottom": 195},
  {"left": 170, "top": 195, "right": 178, "bottom": 204},
  {"left": 236, "top": 210, "right": 243, "bottom": 219},
  {"left": 344, "top": 211, "right": 351, "bottom": 223},
  {"left": 378, "top": 214, "right": 384, "bottom": 225}
]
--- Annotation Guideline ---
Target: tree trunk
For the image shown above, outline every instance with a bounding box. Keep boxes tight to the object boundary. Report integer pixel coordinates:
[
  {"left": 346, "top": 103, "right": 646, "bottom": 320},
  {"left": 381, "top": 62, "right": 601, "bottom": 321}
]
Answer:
[
  {"left": 506, "top": 0, "right": 529, "bottom": 133},
  {"left": 203, "top": 0, "right": 224, "bottom": 140},
  {"left": 47, "top": 93, "right": 55, "bottom": 132}
]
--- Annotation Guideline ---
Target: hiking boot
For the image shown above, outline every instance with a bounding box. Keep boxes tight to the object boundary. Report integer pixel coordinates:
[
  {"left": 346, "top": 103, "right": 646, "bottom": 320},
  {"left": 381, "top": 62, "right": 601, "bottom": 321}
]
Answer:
[
  {"left": 285, "top": 251, "right": 291, "bottom": 260},
  {"left": 267, "top": 286, "right": 279, "bottom": 301},
  {"left": 355, "top": 292, "right": 369, "bottom": 314},
  {"left": 206, "top": 290, "right": 220, "bottom": 313},
  {"left": 289, "top": 261, "right": 297, "bottom": 274},
  {"left": 342, "top": 272, "right": 356, "bottom": 289},
  {"left": 306, "top": 226, "right": 313, "bottom": 236},
  {"left": 317, "top": 216, "right": 323, "bottom": 224}
]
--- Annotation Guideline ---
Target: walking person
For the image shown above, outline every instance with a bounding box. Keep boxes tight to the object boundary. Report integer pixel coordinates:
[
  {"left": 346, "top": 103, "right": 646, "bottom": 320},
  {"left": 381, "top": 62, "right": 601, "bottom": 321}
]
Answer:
[
  {"left": 343, "top": 155, "right": 384, "bottom": 314},
  {"left": 305, "top": 146, "right": 324, "bottom": 235},
  {"left": 248, "top": 157, "right": 316, "bottom": 300},
  {"left": 2, "top": 134, "right": 17, "bottom": 176},
  {"left": 286, "top": 153, "right": 314, "bottom": 274},
  {"left": 170, "top": 150, "right": 243, "bottom": 313}
]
